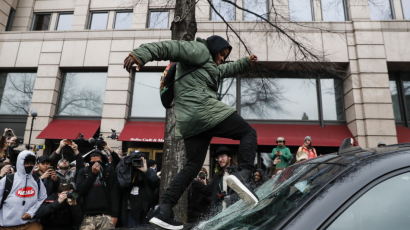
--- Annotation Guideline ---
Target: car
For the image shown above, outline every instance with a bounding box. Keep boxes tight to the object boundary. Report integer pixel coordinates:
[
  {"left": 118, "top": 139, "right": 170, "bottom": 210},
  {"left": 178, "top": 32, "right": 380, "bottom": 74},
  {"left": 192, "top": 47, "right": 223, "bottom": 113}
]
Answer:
[{"left": 194, "top": 142, "right": 410, "bottom": 230}]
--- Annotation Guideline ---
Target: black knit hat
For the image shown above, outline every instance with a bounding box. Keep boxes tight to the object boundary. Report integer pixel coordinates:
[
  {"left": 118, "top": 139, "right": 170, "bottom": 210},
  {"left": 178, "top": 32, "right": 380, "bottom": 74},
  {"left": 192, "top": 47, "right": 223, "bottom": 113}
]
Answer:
[{"left": 206, "top": 35, "right": 232, "bottom": 59}]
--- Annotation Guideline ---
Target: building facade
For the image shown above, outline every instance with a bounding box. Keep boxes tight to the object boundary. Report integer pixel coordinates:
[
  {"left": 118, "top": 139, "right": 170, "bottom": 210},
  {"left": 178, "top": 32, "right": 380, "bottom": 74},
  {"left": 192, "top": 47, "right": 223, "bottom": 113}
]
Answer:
[{"left": 0, "top": 0, "right": 410, "bottom": 160}]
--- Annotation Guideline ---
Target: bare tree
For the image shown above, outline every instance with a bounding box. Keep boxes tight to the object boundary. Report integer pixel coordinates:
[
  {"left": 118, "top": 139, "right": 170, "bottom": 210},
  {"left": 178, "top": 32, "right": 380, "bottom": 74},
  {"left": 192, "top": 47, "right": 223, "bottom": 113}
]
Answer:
[{"left": 0, "top": 73, "right": 35, "bottom": 115}]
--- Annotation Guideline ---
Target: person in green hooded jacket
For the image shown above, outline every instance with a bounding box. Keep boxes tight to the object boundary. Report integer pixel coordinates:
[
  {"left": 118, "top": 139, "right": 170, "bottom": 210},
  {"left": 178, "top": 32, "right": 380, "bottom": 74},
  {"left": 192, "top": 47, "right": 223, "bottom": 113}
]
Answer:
[
  {"left": 271, "top": 137, "right": 293, "bottom": 175},
  {"left": 124, "top": 35, "right": 258, "bottom": 229}
]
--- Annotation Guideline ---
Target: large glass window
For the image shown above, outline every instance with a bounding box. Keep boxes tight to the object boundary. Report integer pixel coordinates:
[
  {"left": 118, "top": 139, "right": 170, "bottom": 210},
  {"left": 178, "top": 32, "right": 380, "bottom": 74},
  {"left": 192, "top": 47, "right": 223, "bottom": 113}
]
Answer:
[
  {"left": 390, "top": 80, "right": 402, "bottom": 122},
  {"left": 403, "top": 0, "right": 410, "bottom": 19},
  {"left": 219, "top": 78, "right": 237, "bottom": 107},
  {"left": 321, "top": 78, "right": 344, "bottom": 120},
  {"left": 56, "top": 13, "right": 73, "bottom": 31},
  {"left": 148, "top": 10, "right": 169, "bottom": 29},
  {"left": 57, "top": 72, "right": 107, "bottom": 117},
  {"left": 211, "top": 0, "right": 236, "bottom": 21},
  {"left": 114, "top": 11, "right": 133, "bottom": 29},
  {"left": 289, "top": 0, "right": 313, "bottom": 21},
  {"left": 0, "top": 72, "right": 36, "bottom": 115},
  {"left": 389, "top": 73, "right": 410, "bottom": 124},
  {"left": 89, "top": 12, "right": 108, "bottom": 30},
  {"left": 243, "top": 0, "right": 268, "bottom": 21},
  {"left": 6, "top": 8, "right": 16, "bottom": 31},
  {"left": 32, "top": 13, "right": 51, "bottom": 31},
  {"left": 368, "top": 0, "right": 394, "bottom": 20},
  {"left": 131, "top": 72, "right": 165, "bottom": 118},
  {"left": 327, "top": 172, "right": 410, "bottom": 230},
  {"left": 321, "top": 0, "right": 346, "bottom": 21}
]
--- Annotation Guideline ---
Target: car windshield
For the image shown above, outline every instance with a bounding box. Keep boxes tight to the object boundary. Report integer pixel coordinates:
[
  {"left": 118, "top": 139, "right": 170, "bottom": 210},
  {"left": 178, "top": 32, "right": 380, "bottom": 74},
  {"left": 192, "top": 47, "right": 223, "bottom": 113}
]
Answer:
[{"left": 195, "top": 154, "right": 347, "bottom": 230}]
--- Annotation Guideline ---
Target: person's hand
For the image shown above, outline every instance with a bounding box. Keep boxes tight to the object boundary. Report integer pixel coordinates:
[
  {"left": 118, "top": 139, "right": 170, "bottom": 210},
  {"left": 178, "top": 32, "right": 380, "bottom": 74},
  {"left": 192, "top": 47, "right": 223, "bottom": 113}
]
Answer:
[
  {"left": 55, "top": 139, "right": 67, "bottom": 154},
  {"left": 104, "top": 145, "right": 112, "bottom": 153},
  {"left": 58, "top": 192, "right": 68, "bottom": 203},
  {"left": 91, "top": 162, "right": 101, "bottom": 174},
  {"left": 111, "top": 217, "right": 118, "bottom": 226},
  {"left": 276, "top": 151, "right": 282, "bottom": 156},
  {"left": 50, "top": 170, "right": 58, "bottom": 181},
  {"left": 21, "top": 213, "right": 32, "bottom": 220},
  {"left": 123, "top": 55, "right": 142, "bottom": 73},
  {"left": 6, "top": 136, "right": 17, "bottom": 147},
  {"left": 0, "top": 165, "right": 13, "bottom": 177},
  {"left": 249, "top": 54, "right": 258, "bottom": 62},
  {"left": 71, "top": 142, "right": 79, "bottom": 155},
  {"left": 273, "top": 157, "right": 281, "bottom": 165},
  {"left": 137, "top": 157, "right": 148, "bottom": 173},
  {"left": 40, "top": 170, "right": 51, "bottom": 179},
  {"left": 67, "top": 197, "right": 77, "bottom": 206}
]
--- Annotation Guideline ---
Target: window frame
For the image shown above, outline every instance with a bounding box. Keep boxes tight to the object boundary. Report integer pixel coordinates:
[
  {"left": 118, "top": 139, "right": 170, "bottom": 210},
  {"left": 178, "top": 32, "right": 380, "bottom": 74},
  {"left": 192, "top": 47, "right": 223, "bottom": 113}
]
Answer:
[
  {"left": 55, "top": 69, "right": 108, "bottom": 119},
  {"left": 209, "top": 0, "right": 237, "bottom": 22},
  {"left": 87, "top": 11, "right": 109, "bottom": 30},
  {"left": 113, "top": 10, "right": 134, "bottom": 30},
  {"left": 320, "top": 0, "right": 349, "bottom": 21},
  {"left": 31, "top": 12, "right": 52, "bottom": 31},
  {"left": 129, "top": 67, "right": 166, "bottom": 121},
  {"left": 389, "top": 72, "right": 410, "bottom": 126},
  {"left": 5, "top": 8, "right": 16, "bottom": 31},
  {"left": 146, "top": 9, "right": 170, "bottom": 29},
  {"left": 320, "top": 167, "right": 410, "bottom": 229},
  {"left": 55, "top": 12, "right": 74, "bottom": 31},
  {"left": 218, "top": 72, "right": 345, "bottom": 124},
  {"left": 368, "top": 0, "right": 395, "bottom": 20},
  {"left": 242, "top": 0, "right": 270, "bottom": 21}
]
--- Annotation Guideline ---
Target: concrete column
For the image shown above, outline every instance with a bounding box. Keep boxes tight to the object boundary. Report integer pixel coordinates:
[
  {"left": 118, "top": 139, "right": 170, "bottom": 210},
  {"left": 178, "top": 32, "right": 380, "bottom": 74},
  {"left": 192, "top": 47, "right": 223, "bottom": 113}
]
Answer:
[
  {"left": 100, "top": 40, "right": 134, "bottom": 149},
  {"left": 24, "top": 41, "right": 64, "bottom": 150},
  {"left": 12, "top": 0, "right": 35, "bottom": 31},
  {"left": 348, "top": 0, "right": 370, "bottom": 21},
  {"left": 72, "top": 0, "right": 91, "bottom": 30},
  {"left": 344, "top": 23, "right": 397, "bottom": 147}
]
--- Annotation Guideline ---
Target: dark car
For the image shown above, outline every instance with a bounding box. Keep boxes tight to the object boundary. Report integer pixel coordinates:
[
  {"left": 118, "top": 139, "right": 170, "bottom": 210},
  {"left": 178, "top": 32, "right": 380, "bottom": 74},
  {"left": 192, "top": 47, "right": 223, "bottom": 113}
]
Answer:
[{"left": 194, "top": 143, "right": 410, "bottom": 230}]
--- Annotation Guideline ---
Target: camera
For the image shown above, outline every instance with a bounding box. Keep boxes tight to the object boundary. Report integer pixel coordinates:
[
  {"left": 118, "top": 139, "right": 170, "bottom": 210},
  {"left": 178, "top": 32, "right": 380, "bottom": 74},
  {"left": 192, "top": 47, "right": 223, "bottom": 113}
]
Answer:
[
  {"left": 198, "top": 171, "right": 207, "bottom": 180},
  {"left": 130, "top": 151, "right": 144, "bottom": 168},
  {"left": 67, "top": 191, "right": 79, "bottom": 200},
  {"left": 89, "top": 134, "right": 106, "bottom": 150}
]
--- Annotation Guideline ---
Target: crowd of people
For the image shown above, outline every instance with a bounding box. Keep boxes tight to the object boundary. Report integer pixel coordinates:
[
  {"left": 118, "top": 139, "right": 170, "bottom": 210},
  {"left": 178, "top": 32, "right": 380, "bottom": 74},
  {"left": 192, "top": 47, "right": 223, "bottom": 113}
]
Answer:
[{"left": 0, "top": 125, "right": 318, "bottom": 230}]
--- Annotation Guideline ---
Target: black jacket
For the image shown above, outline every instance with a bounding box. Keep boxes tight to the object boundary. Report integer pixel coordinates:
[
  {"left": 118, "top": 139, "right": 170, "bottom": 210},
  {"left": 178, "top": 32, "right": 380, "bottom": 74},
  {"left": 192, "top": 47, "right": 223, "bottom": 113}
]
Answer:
[
  {"left": 33, "top": 171, "right": 60, "bottom": 196},
  {"left": 188, "top": 180, "right": 212, "bottom": 223},
  {"left": 76, "top": 164, "right": 120, "bottom": 218},
  {"left": 118, "top": 167, "right": 159, "bottom": 226},
  {"left": 36, "top": 193, "right": 83, "bottom": 230}
]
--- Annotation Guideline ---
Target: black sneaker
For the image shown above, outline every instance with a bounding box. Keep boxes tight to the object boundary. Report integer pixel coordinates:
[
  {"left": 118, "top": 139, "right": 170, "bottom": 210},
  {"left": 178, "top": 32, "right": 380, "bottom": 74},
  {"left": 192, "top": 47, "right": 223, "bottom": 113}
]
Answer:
[
  {"left": 226, "top": 169, "right": 259, "bottom": 205},
  {"left": 149, "top": 204, "right": 184, "bottom": 230}
]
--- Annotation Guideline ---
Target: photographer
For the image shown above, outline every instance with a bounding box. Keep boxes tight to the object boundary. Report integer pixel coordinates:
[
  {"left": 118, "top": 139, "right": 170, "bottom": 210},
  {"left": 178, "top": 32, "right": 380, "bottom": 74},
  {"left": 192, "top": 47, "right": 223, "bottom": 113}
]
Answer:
[
  {"left": 34, "top": 156, "right": 60, "bottom": 196},
  {"left": 36, "top": 183, "right": 82, "bottom": 230},
  {"left": 0, "top": 128, "right": 21, "bottom": 166},
  {"left": 56, "top": 158, "right": 76, "bottom": 187},
  {"left": 76, "top": 150, "right": 120, "bottom": 230},
  {"left": 0, "top": 163, "right": 14, "bottom": 180},
  {"left": 188, "top": 168, "right": 211, "bottom": 223},
  {"left": 116, "top": 151, "right": 159, "bottom": 227},
  {"left": 50, "top": 139, "right": 81, "bottom": 167}
]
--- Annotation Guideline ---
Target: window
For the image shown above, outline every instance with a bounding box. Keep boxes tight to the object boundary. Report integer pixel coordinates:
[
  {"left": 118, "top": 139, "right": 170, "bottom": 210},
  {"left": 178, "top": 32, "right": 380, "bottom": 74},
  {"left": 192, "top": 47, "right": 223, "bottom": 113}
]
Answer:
[
  {"left": 211, "top": 0, "right": 236, "bottom": 21},
  {"left": 321, "top": 0, "right": 347, "bottom": 21},
  {"left": 57, "top": 72, "right": 107, "bottom": 117},
  {"left": 32, "top": 13, "right": 51, "bottom": 31},
  {"left": 243, "top": 0, "right": 268, "bottom": 21},
  {"left": 327, "top": 172, "right": 410, "bottom": 230},
  {"left": 289, "top": 0, "right": 313, "bottom": 21},
  {"left": 219, "top": 75, "right": 344, "bottom": 121},
  {"left": 148, "top": 10, "right": 169, "bottom": 29},
  {"left": 89, "top": 12, "right": 108, "bottom": 30},
  {"left": 131, "top": 72, "right": 165, "bottom": 118},
  {"left": 389, "top": 72, "right": 410, "bottom": 124},
  {"left": 402, "top": 0, "right": 410, "bottom": 19},
  {"left": 5, "top": 8, "right": 16, "bottom": 31},
  {"left": 368, "top": 0, "right": 394, "bottom": 20},
  {"left": 114, "top": 11, "right": 133, "bottom": 29},
  {"left": 56, "top": 13, "right": 73, "bottom": 31},
  {"left": 0, "top": 72, "right": 36, "bottom": 115}
]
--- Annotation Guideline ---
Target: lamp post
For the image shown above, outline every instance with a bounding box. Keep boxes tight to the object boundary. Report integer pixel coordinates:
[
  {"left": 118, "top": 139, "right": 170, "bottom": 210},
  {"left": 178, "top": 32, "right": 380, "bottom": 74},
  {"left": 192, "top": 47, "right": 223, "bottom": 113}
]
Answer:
[{"left": 28, "top": 111, "right": 37, "bottom": 149}]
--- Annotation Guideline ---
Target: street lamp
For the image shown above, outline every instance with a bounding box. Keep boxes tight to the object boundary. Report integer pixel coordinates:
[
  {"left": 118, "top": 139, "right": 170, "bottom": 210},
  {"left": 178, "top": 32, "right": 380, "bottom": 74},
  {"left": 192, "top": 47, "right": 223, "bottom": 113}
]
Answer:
[{"left": 28, "top": 110, "right": 37, "bottom": 149}]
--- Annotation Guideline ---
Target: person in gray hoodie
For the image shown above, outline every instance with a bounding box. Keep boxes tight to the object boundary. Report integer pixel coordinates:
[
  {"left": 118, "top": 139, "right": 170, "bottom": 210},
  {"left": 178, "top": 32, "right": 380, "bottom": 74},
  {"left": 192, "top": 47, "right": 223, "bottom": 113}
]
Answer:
[{"left": 0, "top": 150, "right": 47, "bottom": 229}]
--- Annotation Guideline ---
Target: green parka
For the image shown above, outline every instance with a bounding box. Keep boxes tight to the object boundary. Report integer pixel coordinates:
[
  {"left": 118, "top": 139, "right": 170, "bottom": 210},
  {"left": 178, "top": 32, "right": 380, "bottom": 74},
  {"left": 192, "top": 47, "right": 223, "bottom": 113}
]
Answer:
[
  {"left": 131, "top": 38, "right": 250, "bottom": 138},
  {"left": 131, "top": 38, "right": 251, "bottom": 138}
]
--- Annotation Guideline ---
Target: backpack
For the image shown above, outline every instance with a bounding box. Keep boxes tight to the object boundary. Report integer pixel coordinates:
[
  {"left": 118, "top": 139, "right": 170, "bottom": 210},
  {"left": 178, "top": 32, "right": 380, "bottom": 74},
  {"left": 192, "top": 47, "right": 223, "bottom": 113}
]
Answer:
[
  {"left": 159, "top": 62, "right": 204, "bottom": 108},
  {"left": 0, "top": 173, "right": 41, "bottom": 209}
]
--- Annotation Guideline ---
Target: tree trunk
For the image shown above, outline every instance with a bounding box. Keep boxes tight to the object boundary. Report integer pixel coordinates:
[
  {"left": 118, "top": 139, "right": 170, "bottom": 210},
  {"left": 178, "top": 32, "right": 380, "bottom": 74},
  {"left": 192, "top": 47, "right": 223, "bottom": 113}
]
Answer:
[{"left": 160, "top": 0, "right": 197, "bottom": 223}]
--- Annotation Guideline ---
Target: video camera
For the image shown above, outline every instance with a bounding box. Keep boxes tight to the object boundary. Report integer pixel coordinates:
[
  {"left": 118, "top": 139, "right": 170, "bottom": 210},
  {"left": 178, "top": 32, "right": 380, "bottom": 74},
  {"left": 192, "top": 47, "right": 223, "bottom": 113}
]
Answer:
[
  {"left": 88, "top": 134, "right": 106, "bottom": 150},
  {"left": 130, "top": 151, "right": 144, "bottom": 168}
]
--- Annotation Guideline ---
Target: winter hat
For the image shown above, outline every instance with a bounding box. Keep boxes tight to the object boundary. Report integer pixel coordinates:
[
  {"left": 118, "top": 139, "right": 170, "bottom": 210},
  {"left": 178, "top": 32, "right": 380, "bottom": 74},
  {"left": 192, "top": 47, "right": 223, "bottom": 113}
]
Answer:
[
  {"left": 276, "top": 137, "right": 285, "bottom": 143},
  {"left": 206, "top": 35, "right": 232, "bottom": 59},
  {"left": 213, "top": 146, "right": 233, "bottom": 157}
]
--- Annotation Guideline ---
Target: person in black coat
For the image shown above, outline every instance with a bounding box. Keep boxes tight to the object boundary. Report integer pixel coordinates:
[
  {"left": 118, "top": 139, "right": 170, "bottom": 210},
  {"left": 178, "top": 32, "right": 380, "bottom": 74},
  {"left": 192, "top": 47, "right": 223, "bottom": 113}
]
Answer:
[
  {"left": 116, "top": 151, "right": 160, "bottom": 228},
  {"left": 34, "top": 155, "right": 60, "bottom": 196},
  {"left": 36, "top": 183, "right": 82, "bottom": 230},
  {"left": 76, "top": 150, "right": 120, "bottom": 229}
]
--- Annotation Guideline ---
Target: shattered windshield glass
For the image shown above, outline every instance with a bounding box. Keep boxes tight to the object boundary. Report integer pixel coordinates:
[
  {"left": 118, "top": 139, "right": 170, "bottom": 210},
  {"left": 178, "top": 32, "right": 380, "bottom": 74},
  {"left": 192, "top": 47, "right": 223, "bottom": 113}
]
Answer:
[{"left": 195, "top": 154, "right": 346, "bottom": 230}]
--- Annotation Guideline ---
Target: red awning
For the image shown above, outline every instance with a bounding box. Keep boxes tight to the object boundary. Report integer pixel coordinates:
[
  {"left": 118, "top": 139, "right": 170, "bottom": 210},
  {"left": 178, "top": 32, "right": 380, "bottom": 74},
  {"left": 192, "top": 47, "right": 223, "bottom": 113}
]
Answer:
[
  {"left": 37, "top": 119, "right": 100, "bottom": 140},
  {"left": 119, "top": 121, "right": 165, "bottom": 142},
  {"left": 396, "top": 125, "right": 410, "bottom": 143},
  {"left": 119, "top": 121, "right": 352, "bottom": 146}
]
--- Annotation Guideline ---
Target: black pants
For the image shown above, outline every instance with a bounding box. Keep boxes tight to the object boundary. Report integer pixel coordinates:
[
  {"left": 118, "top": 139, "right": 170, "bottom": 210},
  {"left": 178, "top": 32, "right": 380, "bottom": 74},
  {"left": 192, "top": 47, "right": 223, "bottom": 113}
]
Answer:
[{"left": 161, "top": 112, "right": 257, "bottom": 206}]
